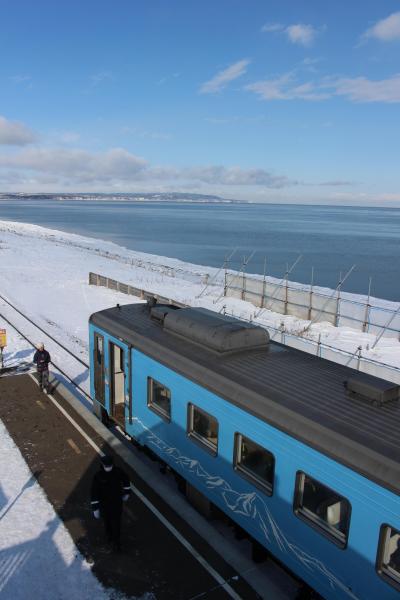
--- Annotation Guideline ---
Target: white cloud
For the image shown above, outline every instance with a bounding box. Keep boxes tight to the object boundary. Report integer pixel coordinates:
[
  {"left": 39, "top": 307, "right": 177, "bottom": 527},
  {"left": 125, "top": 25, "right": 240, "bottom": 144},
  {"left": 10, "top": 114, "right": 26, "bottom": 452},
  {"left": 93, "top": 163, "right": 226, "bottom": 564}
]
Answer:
[
  {"left": 10, "top": 75, "right": 32, "bottom": 84},
  {"left": 199, "top": 59, "right": 250, "bottom": 94},
  {"left": 0, "top": 148, "right": 147, "bottom": 181},
  {"left": 184, "top": 165, "right": 294, "bottom": 187},
  {"left": 364, "top": 12, "right": 400, "bottom": 42},
  {"left": 332, "top": 74, "right": 400, "bottom": 103},
  {"left": 246, "top": 73, "right": 329, "bottom": 101},
  {"left": 90, "top": 71, "right": 113, "bottom": 86},
  {"left": 261, "top": 23, "right": 283, "bottom": 33},
  {"left": 302, "top": 57, "right": 321, "bottom": 66},
  {"left": 246, "top": 72, "right": 400, "bottom": 103},
  {"left": 0, "top": 146, "right": 295, "bottom": 189},
  {"left": 0, "top": 116, "right": 37, "bottom": 145},
  {"left": 319, "top": 180, "right": 357, "bottom": 187},
  {"left": 286, "top": 24, "right": 318, "bottom": 46},
  {"left": 59, "top": 131, "right": 81, "bottom": 144},
  {"left": 262, "top": 22, "right": 320, "bottom": 46}
]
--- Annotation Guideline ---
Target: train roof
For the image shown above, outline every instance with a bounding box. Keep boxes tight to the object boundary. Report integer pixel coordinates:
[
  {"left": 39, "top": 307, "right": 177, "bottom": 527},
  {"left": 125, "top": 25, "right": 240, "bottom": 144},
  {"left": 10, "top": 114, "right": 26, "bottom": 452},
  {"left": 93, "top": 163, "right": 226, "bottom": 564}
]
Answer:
[{"left": 90, "top": 302, "right": 400, "bottom": 496}]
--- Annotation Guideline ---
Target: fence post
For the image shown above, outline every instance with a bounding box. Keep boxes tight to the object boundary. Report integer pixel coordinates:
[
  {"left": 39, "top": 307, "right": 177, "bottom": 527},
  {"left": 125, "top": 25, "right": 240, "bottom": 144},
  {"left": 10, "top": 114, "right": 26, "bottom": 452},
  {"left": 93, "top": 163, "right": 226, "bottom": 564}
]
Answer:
[
  {"left": 308, "top": 267, "right": 314, "bottom": 321},
  {"left": 240, "top": 255, "right": 247, "bottom": 301},
  {"left": 335, "top": 272, "right": 341, "bottom": 327},
  {"left": 222, "top": 254, "right": 228, "bottom": 298},
  {"left": 317, "top": 333, "right": 321, "bottom": 357},
  {"left": 284, "top": 264, "right": 289, "bottom": 315},
  {"left": 362, "top": 277, "right": 372, "bottom": 333},
  {"left": 261, "top": 257, "right": 267, "bottom": 309},
  {"left": 357, "top": 345, "right": 362, "bottom": 370}
]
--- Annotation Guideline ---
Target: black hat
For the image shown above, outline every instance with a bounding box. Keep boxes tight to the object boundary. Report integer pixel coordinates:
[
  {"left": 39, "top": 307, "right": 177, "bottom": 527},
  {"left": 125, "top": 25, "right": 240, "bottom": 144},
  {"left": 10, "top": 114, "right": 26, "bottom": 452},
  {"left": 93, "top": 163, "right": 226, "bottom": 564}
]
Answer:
[{"left": 101, "top": 455, "right": 114, "bottom": 467}]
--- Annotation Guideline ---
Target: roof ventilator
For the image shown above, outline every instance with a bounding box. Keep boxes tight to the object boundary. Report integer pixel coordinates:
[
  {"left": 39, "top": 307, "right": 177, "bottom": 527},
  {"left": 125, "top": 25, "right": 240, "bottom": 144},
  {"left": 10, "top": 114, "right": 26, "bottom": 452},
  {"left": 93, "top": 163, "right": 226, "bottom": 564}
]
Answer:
[
  {"left": 162, "top": 307, "right": 270, "bottom": 355},
  {"left": 344, "top": 372, "right": 400, "bottom": 407}
]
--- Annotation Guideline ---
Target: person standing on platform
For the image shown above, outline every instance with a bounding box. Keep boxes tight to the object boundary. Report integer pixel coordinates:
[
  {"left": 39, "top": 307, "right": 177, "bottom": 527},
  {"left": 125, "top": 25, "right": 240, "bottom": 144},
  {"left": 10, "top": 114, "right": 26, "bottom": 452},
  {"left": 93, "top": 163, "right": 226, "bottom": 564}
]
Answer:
[
  {"left": 91, "top": 455, "right": 131, "bottom": 551},
  {"left": 33, "top": 342, "right": 51, "bottom": 392}
]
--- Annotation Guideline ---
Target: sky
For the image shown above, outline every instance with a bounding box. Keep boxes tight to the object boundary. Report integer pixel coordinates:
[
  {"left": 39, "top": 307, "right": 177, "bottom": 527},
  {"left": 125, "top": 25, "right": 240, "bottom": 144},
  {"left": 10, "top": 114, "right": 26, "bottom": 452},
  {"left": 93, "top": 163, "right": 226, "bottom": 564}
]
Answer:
[{"left": 0, "top": 0, "right": 400, "bottom": 205}]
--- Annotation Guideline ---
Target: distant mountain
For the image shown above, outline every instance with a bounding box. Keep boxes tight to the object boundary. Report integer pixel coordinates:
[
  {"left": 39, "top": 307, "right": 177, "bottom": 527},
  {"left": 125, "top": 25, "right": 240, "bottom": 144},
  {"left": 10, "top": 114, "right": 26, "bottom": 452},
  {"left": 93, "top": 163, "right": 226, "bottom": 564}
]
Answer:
[{"left": 0, "top": 192, "right": 243, "bottom": 203}]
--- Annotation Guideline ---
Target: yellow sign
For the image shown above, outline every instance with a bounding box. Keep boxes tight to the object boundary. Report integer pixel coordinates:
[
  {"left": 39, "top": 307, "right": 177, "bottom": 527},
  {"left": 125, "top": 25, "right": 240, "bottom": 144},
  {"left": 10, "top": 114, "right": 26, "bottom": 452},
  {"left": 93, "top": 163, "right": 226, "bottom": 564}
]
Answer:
[{"left": 0, "top": 329, "right": 6, "bottom": 348}]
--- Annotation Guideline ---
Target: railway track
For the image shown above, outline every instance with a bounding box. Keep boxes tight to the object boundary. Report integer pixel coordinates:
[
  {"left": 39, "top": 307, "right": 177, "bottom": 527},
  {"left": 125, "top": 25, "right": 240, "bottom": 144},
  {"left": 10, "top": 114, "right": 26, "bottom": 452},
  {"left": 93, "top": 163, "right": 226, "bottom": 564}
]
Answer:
[{"left": 0, "top": 291, "right": 91, "bottom": 400}]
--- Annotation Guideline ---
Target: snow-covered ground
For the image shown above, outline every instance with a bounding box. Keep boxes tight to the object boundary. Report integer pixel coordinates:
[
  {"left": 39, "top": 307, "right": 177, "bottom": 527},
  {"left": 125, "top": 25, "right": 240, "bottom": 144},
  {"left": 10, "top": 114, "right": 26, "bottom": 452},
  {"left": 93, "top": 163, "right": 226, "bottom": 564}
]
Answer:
[
  {"left": 1, "top": 219, "right": 400, "bottom": 385},
  {"left": 0, "top": 420, "right": 115, "bottom": 600},
  {"left": 1, "top": 219, "right": 400, "bottom": 599}
]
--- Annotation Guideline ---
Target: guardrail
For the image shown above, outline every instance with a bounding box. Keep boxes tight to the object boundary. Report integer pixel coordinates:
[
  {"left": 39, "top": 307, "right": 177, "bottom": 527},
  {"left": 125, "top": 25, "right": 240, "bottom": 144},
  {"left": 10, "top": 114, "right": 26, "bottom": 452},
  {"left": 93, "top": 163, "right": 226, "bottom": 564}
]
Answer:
[
  {"left": 88, "top": 272, "right": 187, "bottom": 307},
  {"left": 88, "top": 271, "right": 400, "bottom": 385}
]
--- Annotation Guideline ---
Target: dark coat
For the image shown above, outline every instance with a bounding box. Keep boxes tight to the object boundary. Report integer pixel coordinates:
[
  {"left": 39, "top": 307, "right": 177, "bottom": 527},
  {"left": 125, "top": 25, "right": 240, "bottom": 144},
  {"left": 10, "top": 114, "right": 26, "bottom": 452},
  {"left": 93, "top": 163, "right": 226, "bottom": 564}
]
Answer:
[
  {"left": 33, "top": 349, "right": 51, "bottom": 372},
  {"left": 91, "top": 466, "right": 130, "bottom": 515}
]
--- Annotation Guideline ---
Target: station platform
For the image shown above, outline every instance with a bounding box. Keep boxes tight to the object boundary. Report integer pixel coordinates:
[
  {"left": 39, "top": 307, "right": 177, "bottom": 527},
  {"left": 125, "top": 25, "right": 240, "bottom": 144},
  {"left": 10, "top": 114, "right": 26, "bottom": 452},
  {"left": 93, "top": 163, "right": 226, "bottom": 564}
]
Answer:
[{"left": 0, "top": 373, "right": 266, "bottom": 600}]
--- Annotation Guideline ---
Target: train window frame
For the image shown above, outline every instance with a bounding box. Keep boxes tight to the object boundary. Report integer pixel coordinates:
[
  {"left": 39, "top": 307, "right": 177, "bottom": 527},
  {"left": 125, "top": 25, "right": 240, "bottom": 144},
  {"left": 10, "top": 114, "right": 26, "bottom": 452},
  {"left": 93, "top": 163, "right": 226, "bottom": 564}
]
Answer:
[
  {"left": 147, "top": 377, "right": 171, "bottom": 423},
  {"left": 233, "top": 433, "right": 275, "bottom": 496},
  {"left": 293, "top": 471, "right": 351, "bottom": 549},
  {"left": 376, "top": 524, "right": 400, "bottom": 592},
  {"left": 187, "top": 404, "right": 218, "bottom": 456}
]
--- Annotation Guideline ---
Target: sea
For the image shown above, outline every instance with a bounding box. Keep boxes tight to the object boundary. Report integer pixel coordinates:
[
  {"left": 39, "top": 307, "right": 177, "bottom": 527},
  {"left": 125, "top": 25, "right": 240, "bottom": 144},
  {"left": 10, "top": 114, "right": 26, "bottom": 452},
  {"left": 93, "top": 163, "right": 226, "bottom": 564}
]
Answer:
[{"left": 1, "top": 197, "right": 400, "bottom": 301}]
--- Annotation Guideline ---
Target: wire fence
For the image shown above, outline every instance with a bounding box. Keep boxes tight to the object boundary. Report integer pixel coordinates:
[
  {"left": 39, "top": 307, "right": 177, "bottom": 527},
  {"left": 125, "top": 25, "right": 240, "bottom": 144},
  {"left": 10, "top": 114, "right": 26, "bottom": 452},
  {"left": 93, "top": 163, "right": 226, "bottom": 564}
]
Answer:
[
  {"left": 88, "top": 271, "right": 400, "bottom": 385},
  {"left": 224, "top": 272, "right": 400, "bottom": 339}
]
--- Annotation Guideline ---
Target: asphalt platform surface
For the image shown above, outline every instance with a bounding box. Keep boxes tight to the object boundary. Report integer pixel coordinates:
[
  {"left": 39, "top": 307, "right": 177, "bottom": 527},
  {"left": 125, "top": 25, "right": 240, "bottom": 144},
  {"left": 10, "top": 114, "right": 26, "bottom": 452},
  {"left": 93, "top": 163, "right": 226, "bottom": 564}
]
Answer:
[{"left": 0, "top": 374, "right": 265, "bottom": 600}]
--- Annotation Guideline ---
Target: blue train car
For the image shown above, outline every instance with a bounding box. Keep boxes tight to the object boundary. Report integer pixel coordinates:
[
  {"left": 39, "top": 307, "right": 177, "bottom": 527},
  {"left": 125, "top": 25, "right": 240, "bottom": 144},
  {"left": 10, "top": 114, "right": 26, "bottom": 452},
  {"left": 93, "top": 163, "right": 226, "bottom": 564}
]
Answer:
[{"left": 89, "top": 301, "right": 400, "bottom": 599}]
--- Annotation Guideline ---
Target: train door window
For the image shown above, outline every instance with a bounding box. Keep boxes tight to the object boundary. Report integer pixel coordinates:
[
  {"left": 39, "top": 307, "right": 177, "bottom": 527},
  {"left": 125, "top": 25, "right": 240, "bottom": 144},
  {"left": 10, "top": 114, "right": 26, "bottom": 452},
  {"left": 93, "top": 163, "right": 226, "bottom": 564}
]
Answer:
[
  {"left": 234, "top": 433, "right": 275, "bottom": 496},
  {"left": 110, "top": 343, "right": 125, "bottom": 424},
  {"left": 377, "top": 525, "right": 400, "bottom": 591},
  {"left": 147, "top": 378, "right": 171, "bottom": 422},
  {"left": 93, "top": 332, "right": 105, "bottom": 405},
  {"left": 293, "top": 472, "right": 351, "bottom": 548},
  {"left": 187, "top": 404, "right": 218, "bottom": 456}
]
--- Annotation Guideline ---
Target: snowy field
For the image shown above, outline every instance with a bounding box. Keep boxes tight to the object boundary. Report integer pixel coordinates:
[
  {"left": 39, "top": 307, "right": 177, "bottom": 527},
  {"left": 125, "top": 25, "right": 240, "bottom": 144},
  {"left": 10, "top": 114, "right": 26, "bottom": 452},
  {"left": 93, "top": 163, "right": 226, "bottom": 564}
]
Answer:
[{"left": 1, "top": 219, "right": 400, "bottom": 385}]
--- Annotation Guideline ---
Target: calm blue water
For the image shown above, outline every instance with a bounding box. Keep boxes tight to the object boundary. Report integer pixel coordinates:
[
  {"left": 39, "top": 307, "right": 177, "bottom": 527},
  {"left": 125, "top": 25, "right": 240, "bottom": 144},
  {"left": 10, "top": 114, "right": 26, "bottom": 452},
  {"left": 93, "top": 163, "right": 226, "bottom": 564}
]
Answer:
[{"left": 1, "top": 199, "right": 400, "bottom": 301}]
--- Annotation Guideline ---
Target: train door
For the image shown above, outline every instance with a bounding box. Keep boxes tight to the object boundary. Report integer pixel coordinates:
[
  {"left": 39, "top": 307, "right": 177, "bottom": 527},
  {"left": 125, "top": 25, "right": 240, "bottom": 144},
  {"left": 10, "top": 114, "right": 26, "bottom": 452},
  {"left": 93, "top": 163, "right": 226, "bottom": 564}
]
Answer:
[
  {"left": 109, "top": 341, "right": 129, "bottom": 426},
  {"left": 93, "top": 332, "right": 105, "bottom": 405}
]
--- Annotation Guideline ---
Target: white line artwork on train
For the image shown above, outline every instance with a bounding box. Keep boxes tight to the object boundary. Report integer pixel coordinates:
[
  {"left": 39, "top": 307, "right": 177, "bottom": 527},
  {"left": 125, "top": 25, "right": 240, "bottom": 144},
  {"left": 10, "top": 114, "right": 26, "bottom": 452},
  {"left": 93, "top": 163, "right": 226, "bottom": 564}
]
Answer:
[{"left": 134, "top": 416, "right": 358, "bottom": 599}]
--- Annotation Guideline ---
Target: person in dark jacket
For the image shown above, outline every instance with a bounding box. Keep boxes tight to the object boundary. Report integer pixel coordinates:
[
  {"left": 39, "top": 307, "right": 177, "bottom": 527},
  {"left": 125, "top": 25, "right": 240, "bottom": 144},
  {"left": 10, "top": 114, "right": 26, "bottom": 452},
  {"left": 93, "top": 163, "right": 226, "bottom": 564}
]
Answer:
[
  {"left": 91, "top": 455, "right": 131, "bottom": 551},
  {"left": 33, "top": 343, "right": 51, "bottom": 391}
]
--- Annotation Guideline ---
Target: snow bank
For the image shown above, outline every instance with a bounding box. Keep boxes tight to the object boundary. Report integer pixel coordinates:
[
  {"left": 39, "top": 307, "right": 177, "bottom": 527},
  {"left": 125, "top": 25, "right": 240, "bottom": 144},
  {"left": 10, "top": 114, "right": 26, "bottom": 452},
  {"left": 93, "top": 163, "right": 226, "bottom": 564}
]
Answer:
[{"left": 0, "top": 421, "right": 111, "bottom": 600}]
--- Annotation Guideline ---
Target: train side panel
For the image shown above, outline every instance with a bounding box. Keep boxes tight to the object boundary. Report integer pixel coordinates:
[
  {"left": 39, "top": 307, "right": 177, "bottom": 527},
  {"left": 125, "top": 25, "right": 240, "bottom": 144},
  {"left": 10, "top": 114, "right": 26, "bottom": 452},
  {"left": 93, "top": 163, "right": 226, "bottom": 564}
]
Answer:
[{"left": 126, "top": 349, "right": 400, "bottom": 600}]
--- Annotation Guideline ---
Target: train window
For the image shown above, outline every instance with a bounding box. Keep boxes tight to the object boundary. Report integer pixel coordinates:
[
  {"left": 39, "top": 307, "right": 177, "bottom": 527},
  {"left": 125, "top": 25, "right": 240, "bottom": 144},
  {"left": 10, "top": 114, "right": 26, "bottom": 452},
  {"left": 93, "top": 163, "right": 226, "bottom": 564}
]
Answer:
[
  {"left": 293, "top": 472, "right": 351, "bottom": 548},
  {"left": 147, "top": 378, "right": 171, "bottom": 422},
  {"left": 187, "top": 404, "right": 218, "bottom": 456},
  {"left": 377, "top": 525, "right": 400, "bottom": 591},
  {"left": 234, "top": 433, "right": 275, "bottom": 495},
  {"left": 93, "top": 332, "right": 105, "bottom": 405}
]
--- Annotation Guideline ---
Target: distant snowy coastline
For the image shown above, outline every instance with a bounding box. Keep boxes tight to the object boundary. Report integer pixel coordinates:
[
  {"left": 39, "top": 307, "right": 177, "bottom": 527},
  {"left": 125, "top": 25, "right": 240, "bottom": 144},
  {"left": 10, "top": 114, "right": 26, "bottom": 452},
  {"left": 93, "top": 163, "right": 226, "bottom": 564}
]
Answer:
[{"left": 0, "top": 192, "right": 243, "bottom": 204}]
